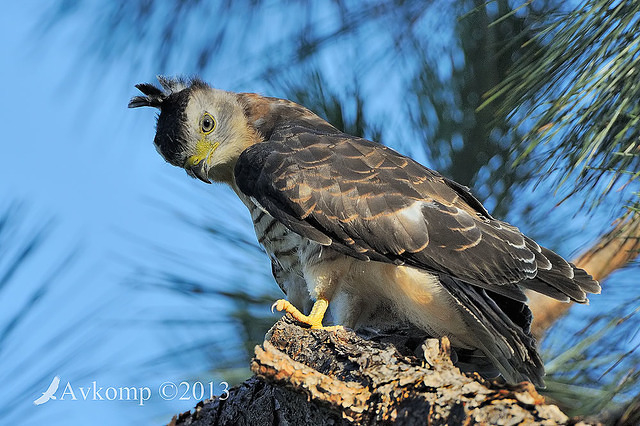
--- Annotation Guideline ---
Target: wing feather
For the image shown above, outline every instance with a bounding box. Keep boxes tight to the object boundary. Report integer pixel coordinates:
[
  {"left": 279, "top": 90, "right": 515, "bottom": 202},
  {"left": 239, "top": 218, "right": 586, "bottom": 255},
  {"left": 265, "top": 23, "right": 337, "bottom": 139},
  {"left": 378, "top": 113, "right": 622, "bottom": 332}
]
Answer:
[{"left": 235, "top": 126, "right": 599, "bottom": 302}]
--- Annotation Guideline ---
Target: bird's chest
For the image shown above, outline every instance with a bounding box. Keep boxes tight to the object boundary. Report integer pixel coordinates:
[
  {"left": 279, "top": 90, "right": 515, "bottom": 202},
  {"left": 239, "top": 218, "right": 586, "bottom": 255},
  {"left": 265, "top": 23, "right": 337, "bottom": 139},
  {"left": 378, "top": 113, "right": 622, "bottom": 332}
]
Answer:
[
  {"left": 248, "top": 204, "right": 306, "bottom": 276},
  {"left": 247, "top": 203, "right": 318, "bottom": 312}
]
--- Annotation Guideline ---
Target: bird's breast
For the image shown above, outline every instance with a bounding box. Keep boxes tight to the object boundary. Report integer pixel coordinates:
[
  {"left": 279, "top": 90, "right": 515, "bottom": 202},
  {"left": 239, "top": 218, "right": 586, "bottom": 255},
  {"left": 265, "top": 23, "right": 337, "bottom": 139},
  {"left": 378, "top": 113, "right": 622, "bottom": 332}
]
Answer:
[{"left": 247, "top": 203, "right": 314, "bottom": 278}]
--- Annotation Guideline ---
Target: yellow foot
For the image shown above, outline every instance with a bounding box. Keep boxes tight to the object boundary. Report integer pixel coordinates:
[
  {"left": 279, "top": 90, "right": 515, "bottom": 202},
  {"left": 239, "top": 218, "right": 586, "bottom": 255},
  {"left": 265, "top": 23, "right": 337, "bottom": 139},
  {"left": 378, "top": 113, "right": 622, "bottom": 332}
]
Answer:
[{"left": 271, "top": 298, "right": 342, "bottom": 330}]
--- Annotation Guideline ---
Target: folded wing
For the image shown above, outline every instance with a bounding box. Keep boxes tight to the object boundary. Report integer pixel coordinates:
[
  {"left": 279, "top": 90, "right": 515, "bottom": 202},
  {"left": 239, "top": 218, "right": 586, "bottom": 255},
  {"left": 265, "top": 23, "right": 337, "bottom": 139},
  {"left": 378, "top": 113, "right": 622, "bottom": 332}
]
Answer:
[{"left": 235, "top": 124, "right": 599, "bottom": 303}]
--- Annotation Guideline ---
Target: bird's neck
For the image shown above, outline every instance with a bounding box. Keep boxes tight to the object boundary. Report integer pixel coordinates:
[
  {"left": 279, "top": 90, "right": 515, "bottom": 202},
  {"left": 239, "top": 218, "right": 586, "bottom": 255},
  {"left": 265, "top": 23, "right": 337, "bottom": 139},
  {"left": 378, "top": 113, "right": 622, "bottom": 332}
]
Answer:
[{"left": 238, "top": 92, "right": 340, "bottom": 140}]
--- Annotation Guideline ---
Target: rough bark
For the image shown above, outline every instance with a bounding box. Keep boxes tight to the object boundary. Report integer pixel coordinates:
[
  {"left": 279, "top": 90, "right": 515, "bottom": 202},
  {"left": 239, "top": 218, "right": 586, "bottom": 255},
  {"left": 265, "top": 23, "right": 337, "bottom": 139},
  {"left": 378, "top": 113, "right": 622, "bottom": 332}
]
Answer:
[
  {"left": 529, "top": 212, "right": 640, "bottom": 339},
  {"left": 170, "top": 316, "right": 590, "bottom": 426}
]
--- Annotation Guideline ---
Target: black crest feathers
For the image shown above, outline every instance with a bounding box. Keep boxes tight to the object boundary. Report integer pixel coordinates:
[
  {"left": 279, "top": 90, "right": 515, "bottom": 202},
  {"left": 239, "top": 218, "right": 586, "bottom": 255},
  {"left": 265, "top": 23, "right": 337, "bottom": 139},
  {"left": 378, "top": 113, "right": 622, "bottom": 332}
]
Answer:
[{"left": 128, "top": 76, "right": 209, "bottom": 109}]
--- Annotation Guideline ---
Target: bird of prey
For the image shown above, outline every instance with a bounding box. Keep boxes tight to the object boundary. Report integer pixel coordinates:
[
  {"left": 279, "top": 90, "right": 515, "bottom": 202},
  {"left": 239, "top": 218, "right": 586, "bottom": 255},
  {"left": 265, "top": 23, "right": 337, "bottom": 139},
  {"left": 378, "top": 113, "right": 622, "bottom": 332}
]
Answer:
[{"left": 129, "top": 76, "right": 599, "bottom": 386}]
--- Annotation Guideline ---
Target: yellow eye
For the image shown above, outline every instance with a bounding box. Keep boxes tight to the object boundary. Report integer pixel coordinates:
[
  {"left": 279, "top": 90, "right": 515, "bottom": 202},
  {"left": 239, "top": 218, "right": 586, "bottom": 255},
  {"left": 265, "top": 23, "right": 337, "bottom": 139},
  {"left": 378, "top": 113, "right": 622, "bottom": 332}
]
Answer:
[{"left": 201, "top": 113, "right": 216, "bottom": 134}]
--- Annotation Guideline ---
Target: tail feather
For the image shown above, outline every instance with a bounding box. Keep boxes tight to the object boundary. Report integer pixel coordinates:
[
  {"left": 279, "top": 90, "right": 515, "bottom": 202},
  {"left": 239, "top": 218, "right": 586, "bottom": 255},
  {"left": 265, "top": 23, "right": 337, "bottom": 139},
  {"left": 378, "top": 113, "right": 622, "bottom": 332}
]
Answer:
[
  {"left": 570, "top": 264, "right": 601, "bottom": 293},
  {"left": 441, "top": 276, "right": 545, "bottom": 387},
  {"left": 522, "top": 239, "right": 600, "bottom": 303}
]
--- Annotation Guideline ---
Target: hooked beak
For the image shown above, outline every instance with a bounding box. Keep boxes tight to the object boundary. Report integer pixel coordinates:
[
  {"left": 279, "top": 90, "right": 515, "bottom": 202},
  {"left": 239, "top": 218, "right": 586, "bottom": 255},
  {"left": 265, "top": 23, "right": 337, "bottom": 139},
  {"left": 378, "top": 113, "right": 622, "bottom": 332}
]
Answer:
[{"left": 185, "top": 158, "right": 212, "bottom": 184}]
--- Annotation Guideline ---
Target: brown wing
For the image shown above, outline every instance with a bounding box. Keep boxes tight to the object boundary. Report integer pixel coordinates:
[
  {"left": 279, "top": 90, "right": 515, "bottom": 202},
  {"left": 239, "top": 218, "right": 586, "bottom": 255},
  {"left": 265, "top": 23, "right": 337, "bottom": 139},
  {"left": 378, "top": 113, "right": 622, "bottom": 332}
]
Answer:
[{"left": 235, "top": 124, "right": 598, "bottom": 302}]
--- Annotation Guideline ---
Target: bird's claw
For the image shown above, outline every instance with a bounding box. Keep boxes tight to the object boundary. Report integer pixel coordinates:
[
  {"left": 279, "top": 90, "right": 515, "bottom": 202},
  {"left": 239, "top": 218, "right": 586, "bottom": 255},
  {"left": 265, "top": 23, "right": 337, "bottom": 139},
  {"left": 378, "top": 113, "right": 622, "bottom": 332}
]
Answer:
[
  {"left": 271, "top": 299, "right": 291, "bottom": 314},
  {"left": 271, "top": 298, "right": 339, "bottom": 330},
  {"left": 271, "top": 299, "right": 307, "bottom": 322}
]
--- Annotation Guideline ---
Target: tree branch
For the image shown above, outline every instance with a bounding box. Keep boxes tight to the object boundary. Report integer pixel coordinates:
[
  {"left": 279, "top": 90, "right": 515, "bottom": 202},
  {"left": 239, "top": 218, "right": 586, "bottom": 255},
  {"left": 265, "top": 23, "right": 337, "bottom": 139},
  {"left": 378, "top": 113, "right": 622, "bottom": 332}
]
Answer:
[{"left": 170, "top": 316, "right": 585, "bottom": 425}]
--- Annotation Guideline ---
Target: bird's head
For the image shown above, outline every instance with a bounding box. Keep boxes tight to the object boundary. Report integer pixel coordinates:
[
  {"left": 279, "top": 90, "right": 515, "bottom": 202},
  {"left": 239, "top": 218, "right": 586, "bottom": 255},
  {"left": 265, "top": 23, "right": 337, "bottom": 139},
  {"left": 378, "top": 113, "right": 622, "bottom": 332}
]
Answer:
[{"left": 128, "top": 76, "right": 257, "bottom": 184}]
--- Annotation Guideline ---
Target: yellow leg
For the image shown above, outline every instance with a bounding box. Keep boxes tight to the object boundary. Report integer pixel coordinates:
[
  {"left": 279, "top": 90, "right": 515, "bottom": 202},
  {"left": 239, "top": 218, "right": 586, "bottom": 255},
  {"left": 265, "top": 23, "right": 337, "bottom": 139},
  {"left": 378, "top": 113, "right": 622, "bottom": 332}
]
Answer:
[{"left": 271, "top": 298, "right": 343, "bottom": 330}]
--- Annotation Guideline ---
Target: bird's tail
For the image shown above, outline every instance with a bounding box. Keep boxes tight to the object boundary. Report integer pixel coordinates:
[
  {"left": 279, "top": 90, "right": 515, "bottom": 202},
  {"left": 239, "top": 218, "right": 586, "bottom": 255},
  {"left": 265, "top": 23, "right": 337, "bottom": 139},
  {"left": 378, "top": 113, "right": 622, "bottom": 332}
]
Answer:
[{"left": 441, "top": 275, "right": 545, "bottom": 387}]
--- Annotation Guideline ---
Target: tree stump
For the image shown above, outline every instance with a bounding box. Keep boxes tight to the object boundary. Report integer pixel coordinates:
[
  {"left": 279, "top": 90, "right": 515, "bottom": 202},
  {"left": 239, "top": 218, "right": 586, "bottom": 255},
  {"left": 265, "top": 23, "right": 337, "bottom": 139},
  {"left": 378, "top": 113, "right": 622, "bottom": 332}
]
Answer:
[{"left": 169, "top": 316, "right": 593, "bottom": 425}]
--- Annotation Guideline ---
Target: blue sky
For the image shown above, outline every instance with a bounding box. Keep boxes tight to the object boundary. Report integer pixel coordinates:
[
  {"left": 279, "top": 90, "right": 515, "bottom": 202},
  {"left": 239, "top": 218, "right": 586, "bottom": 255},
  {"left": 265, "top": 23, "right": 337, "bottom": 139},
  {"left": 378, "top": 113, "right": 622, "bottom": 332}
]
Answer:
[
  {"left": 0, "top": 3, "right": 267, "bottom": 424},
  {"left": 1, "top": 2, "right": 638, "bottom": 425}
]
